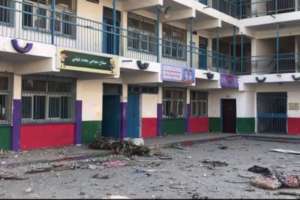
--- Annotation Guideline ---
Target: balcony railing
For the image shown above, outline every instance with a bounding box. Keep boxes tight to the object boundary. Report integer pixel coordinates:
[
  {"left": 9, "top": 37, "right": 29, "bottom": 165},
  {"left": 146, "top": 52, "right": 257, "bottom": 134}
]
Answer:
[{"left": 197, "top": 0, "right": 300, "bottom": 19}]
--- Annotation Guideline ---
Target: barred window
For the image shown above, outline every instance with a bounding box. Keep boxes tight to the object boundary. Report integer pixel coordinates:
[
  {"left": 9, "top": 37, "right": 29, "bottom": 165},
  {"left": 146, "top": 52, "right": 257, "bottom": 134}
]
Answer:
[
  {"left": 163, "top": 89, "right": 186, "bottom": 118},
  {"left": 0, "top": 0, "right": 14, "bottom": 25},
  {"left": 128, "top": 13, "right": 156, "bottom": 54},
  {"left": 0, "top": 75, "right": 10, "bottom": 124},
  {"left": 22, "top": 78, "right": 75, "bottom": 123},
  {"left": 191, "top": 91, "right": 208, "bottom": 117}
]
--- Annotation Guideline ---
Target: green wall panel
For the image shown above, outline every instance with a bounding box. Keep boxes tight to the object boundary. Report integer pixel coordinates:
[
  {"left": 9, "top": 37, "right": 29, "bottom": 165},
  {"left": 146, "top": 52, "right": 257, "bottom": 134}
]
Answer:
[
  {"left": 209, "top": 118, "right": 222, "bottom": 133},
  {"left": 0, "top": 126, "right": 11, "bottom": 150},
  {"left": 162, "top": 118, "right": 185, "bottom": 135},
  {"left": 82, "top": 121, "right": 102, "bottom": 144},
  {"left": 237, "top": 118, "right": 255, "bottom": 134}
]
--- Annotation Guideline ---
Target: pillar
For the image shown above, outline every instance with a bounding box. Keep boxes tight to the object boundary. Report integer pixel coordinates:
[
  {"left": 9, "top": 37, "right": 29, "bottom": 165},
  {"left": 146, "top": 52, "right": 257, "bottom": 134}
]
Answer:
[
  {"left": 186, "top": 88, "right": 191, "bottom": 134},
  {"left": 112, "top": 0, "right": 117, "bottom": 55},
  {"left": 120, "top": 83, "right": 128, "bottom": 140},
  {"left": 12, "top": 74, "right": 22, "bottom": 151},
  {"left": 156, "top": 6, "right": 161, "bottom": 63},
  {"left": 51, "top": 0, "right": 56, "bottom": 44},
  {"left": 157, "top": 86, "right": 163, "bottom": 136}
]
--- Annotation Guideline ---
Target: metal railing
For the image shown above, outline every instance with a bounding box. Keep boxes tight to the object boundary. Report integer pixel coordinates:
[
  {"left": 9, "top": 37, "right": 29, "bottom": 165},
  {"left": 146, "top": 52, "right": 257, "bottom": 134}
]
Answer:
[{"left": 197, "top": 0, "right": 300, "bottom": 19}]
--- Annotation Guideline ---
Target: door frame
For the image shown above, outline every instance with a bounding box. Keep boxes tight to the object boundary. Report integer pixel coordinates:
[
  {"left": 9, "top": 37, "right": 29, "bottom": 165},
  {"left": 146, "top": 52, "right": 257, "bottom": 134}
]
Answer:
[{"left": 221, "top": 98, "right": 237, "bottom": 133}]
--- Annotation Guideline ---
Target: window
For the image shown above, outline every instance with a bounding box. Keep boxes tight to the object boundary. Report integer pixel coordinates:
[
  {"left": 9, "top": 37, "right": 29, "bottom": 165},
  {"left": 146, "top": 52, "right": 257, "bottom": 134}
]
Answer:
[
  {"left": 22, "top": 78, "right": 75, "bottom": 123},
  {"left": 128, "top": 13, "right": 156, "bottom": 54},
  {"left": 163, "top": 24, "right": 187, "bottom": 60},
  {"left": 0, "top": 76, "right": 10, "bottom": 123},
  {"left": 163, "top": 89, "right": 186, "bottom": 118},
  {"left": 191, "top": 91, "right": 208, "bottom": 117},
  {"left": 0, "top": 0, "right": 14, "bottom": 25},
  {"left": 22, "top": 0, "right": 76, "bottom": 36}
]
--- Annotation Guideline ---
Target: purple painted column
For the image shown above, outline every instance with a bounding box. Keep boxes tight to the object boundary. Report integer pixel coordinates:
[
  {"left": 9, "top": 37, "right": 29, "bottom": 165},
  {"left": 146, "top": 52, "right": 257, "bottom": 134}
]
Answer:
[
  {"left": 185, "top": 104, "right": 191, "bottom": 134},
  {"left": 75, "top": 101, "right": 82, "bottom": 145},
  {"left": 12, "top": 99, "right": 21, "bottom": 151},
  {"left": 157, "top": 104, "right": 163, "bottom": 137},
  {"left": 120, "top": 102, "right": 127, "bottom": 140}
]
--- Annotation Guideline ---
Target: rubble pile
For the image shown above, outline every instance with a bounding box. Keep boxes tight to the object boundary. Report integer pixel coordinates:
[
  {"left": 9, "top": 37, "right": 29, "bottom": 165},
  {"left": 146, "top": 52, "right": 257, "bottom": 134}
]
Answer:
[{"left": 89, "top": 137, "right": 151, "bottom": 157}]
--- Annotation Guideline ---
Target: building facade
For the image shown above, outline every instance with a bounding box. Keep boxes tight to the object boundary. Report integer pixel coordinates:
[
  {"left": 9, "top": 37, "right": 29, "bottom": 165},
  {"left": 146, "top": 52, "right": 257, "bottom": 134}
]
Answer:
[{"left": 0, "top": 0, "right": 300, "bottom": 151}]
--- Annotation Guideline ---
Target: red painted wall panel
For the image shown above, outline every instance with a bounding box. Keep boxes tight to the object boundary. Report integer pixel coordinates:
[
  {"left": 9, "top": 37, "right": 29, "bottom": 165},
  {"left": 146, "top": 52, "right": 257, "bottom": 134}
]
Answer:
[
  {"left": 20, "top": 124, "right": 75, "bottom": 150},
  {"left": 288, "top": 118, "right": 300, "bottom": 135},
  {"left": 189, "top": 117, "right": 209, "bottom": 133},
  {"left": 142, "top": 118, "right": 157, "bottom": 139}
]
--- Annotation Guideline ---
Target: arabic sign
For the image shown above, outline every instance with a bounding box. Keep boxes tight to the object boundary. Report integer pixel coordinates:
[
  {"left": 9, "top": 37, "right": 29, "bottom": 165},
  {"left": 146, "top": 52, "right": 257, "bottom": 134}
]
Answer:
[
  {"left": 60, "top": 50, "right": 115, "bottom": 74},
  {"left": 161, "top": 65, "right": 195, "bottom": 84},
  {"left": 220, "top": 74, "right": 239, "bottom": 89}
]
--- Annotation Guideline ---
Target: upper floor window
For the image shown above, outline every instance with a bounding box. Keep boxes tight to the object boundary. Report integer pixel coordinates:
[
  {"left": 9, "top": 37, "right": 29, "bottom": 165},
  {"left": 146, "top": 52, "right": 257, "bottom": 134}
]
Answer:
[
  {"left": 127, "top": 13, "right": 157, "bottom": 55},
  {"left": 191, "top": 91, "right": 208, "bottom": 117},
  {"left": 22, "top": 77, "right": 75, "bottom": 123},
  {"left": 0, "top": 0, "right": 14, "bottom": 25},
  {"left": 163, "top": 24, "right": 187, "bottom": 60},
  {"left": 0, "top": 75, "right": 11, "bottom": 124},
  {"left": 22, "top": 0, "right": 76, "bottom": 37}
]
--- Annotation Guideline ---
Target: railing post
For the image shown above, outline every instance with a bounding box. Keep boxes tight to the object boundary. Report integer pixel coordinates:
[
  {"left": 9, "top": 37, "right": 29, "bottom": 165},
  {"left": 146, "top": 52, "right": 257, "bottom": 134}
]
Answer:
[
  {"left": 241, "top": 33, "right": 244, "bottom": 74},
  {"left": 51, "top": 0, "right": 56, "bottom": 45},
  {"left": 275, "top": 0, "right": 278, "bottom": 14},
  {"left": 216, "top": 28, "right": 220, "bottom": 72},
  {"left": 113, "top": 0, "right": 117, "bottom": 55},
  {"left": 189, "top": 18, "right": 193, "bottom": 68},
  {"left": 156, "top": 6, "right": 161, "bottom": 63},
  {"left": 276, "top": 24, "right": 280, "bottom": 73},
  {"left": 232, "top": 26, "right": 237, "bottom": 73}
]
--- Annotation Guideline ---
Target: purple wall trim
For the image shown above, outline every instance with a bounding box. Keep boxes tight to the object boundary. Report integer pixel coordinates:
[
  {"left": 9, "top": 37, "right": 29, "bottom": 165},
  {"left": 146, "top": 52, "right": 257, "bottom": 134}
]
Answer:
[
  {"left": 12, "top": 99, "right": 21, "bottom": 151},
  {"left": 185, "top": 104, "right": 191, "bottom": 134},
  {"left": 157, "top": 104, "right": 163, "bottom": 137},
  {"left": 75, "top": 101, "right": 82, "bottom": 145},
  {"left": 120, "top": 102, "right": 127, "bottom": 140}
]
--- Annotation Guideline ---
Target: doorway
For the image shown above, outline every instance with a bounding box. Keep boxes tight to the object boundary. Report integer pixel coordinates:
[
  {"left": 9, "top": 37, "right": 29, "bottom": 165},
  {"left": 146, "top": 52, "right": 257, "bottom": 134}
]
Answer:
[
  {"left": 127, "top": 94, "right": 140, "bottom": 138},
  {"left": 221, "top": 99, "right": 237, "bottom": 133},
  {"left": 257, "top": 92, "right": 287, "bottom": 134},
  {"left": 102, "top": 84, "right": 122, "bottom": 139},
  {"left": 199, "top": 36, "right": 208, "bottom": 70}
]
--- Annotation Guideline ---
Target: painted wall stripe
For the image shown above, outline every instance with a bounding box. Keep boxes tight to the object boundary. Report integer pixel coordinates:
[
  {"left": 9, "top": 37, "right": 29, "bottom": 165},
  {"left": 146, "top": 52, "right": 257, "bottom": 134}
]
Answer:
[
  {"left": 75, "top": 101, "right": 82, "bottom": 144},
  {"left": 185, "top": 104, "right": 191, "bottom": 133},
  {"left": 12, "top": 99, "right": 21, "bottom": 151}
]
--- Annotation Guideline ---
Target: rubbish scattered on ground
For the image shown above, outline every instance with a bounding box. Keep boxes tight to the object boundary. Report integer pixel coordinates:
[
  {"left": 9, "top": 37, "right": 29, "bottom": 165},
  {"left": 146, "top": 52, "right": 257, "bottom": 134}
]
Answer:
[
  {"left": 271, "top": 149, "right": 300, "bottom": 155},
  {"left": 89, "top": 138, "right": 151, "bottom": 157},
  {"left": 169, "top": 143, "right": 186, "bottom": 151},
  {"left": 275, "top": 171, "right": 300, "bottom": 188},
  {"left": 250, "top": 175, "right": 282, "bottom": 190},
  {"left": 102, "top": 160, "right": 128, "bottom": 168},
  {"left": 0, "top": 171, "right": 28, "bottom": 181},
  {"left": 107, "top": 195, "right": 129, "bottom": 199},
  {"left": 275, "top": 191, "right": 300, "bottom": 198},
  {"left": 218, "top": 146, "right": 228, "bottom": 150},
  {"left": 92, "top": 174, "right": 111, "bottom": 180},
  {"left": 24, "top": 187, "right": 33, "bottom": 193},
  {"left": 202, "top": 160, "right": 228, "bottom": 169},
  {"left": 88, "top": 164, "right": 97, "bottom": 170},
  {"left": 248, "top": 165, "right": 273, "bottom": 177},
  {"left": 124, "top": 138, "right": 145, "bottom": 146}
]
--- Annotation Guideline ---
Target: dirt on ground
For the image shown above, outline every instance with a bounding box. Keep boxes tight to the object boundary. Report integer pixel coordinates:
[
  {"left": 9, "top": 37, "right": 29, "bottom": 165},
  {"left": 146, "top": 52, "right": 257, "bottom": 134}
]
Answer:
[{"left": 0, "top": 137, "right": 300, "bottom": 199}]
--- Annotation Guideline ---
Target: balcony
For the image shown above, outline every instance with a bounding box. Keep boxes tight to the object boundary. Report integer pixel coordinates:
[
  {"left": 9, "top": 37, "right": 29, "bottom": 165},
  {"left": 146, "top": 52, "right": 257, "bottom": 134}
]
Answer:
[{"left": 197, "top": 0, "right": 300, "bottom": 19}]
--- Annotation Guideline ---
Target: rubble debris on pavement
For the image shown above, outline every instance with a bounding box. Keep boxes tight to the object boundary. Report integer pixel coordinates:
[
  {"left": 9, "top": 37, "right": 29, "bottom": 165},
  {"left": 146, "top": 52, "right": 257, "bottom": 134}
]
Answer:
[
  {"left": 202, "top": 160, "right": 229, "bottom": 169},
  {"left": 271, "top": 149, "right": 300, "bottom": 155},
  {"left": 248, "top": 165, "right": 273, "bottom": 177},
  {"left": 250, "top": 175, "right": 282, "bottom": 190},
  {"left": 0, "top": 170, "right": 28, "bottom": 181},
  {"left": 89, "top": 137, "right": 151, "bottom": 157}
]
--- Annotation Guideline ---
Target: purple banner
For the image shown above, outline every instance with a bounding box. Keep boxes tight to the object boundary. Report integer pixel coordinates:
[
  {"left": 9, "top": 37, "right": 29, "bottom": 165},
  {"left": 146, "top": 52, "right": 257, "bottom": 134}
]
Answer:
[
  {"left": 221, "top": 74, "right": 239, "bottom": 89},
  {"left": 157, "top": 104, "right": 163, "bottom": 137}
]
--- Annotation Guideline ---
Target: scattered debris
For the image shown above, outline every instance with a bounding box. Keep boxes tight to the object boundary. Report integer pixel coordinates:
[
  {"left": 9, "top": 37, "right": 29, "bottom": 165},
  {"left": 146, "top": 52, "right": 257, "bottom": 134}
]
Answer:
[
  {"left": 102, "top": 160, "right": 128, "bottom": 168},
  {"left": 250, "top": 175, "right": 282, "bottom": 190},
  {"left": 218, "top": 146, "right": 228, "bottom": 150},
  {"left": 271, "top": 149, "right": 300, "bottom": 155},
  {"left": 24, "top": 187, "right": 33, "bottom": 193},
  {"left": 89, "top": 138, "right": 151, "bottom": 157},
  {"left": 202, "top": 160, "right": 228, "bottom": 169},
  {"left": 0, "top": 171, "right": 28, "bottom": 181},
  {"left": 248, "top": 165, "right": 273, "bottom": 177},
  {"left": 275, "top": 191, "right": 300, "bottom": 198},
  {"left": 169, "top": 143, "right": 186, "bottom": 151},
  {"left": 92, "top": 174, "right": 110, "bottom": 180},
  {"left": 107, "top": 195, "right": 129, "bottom": 199}
]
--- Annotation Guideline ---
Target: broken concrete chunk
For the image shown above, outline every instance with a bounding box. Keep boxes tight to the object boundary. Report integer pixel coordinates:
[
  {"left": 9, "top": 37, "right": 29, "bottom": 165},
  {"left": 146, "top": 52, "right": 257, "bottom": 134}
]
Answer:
[
  {"left": 248, "top": 165, "right": 273, "bottom": 177},
  {"left": 250, "top": 175, "right": 282, "bottom": 190}
]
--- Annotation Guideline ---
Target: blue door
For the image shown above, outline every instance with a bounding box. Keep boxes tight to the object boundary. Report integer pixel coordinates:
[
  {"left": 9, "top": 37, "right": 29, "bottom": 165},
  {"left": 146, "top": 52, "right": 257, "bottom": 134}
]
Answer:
[
  {"left": 102, "top": 95, "right": 121, "bottom": 139},
  {"left": 127, "top": 94, "right": 140, "bottom": 138},
  {"left": 199, "top": 37, "right": 208, "bottom": 70},
  {"left": 102, "top": 7, "right": 120, "bottom": 55}
]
